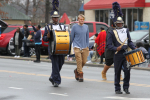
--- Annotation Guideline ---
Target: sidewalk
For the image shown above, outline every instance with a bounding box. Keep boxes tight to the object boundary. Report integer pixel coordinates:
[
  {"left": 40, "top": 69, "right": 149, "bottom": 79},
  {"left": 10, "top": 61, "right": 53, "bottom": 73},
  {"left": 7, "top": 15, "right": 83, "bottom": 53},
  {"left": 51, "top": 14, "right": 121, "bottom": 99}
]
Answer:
[{"left": 0, "top": 55, "right": 150, "bottom": 71}]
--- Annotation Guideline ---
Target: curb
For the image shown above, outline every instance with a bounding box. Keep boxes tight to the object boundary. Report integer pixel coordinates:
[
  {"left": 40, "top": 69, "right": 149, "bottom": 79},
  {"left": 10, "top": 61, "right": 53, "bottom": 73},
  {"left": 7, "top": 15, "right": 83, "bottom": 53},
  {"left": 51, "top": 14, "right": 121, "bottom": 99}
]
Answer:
[{"left": 0, "top": 56, "right": 150, "bottom": 71}]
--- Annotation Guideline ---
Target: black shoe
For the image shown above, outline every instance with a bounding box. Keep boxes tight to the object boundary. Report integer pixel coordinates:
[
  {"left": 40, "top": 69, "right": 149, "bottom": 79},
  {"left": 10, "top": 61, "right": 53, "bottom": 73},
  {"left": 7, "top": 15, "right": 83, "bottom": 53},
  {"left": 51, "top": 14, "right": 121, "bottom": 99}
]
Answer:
[
  {"left": 53, "top": 82, "right": 59, "bottom": 87},
  {"left": 49, "top": 77, "right": 54, "bottom": 85},
  {"left": 33, "top": 60, "right": 40, "bottom": 63},
  {"left": 124, "top": 89, "right": 130, "bottom": 94},
  {"left": 115, "top": 90, "right": 123, "bottom": 94}
]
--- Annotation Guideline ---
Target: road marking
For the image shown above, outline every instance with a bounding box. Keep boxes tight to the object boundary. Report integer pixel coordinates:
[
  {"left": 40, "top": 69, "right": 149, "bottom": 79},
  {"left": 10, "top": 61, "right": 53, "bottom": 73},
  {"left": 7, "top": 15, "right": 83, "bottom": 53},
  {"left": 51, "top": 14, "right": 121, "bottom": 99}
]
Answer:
[
  {"left": 0, "top": 70, "right": 150, "bottom": 88},
  {"left": 8, "top": 87, "right": 23, "bottom": 90},
  {"left": 49, "top": 93, "right": 68, "bottom": 96},
  {"left": 104, "top": 96, "right": 150, "bottom": 100}
]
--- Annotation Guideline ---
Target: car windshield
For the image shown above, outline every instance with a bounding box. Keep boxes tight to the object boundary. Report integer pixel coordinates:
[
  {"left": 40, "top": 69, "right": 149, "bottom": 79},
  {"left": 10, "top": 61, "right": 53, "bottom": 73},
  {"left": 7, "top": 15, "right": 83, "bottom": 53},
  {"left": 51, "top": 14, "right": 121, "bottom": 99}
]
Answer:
[
  {"left": 130, "top": 31, "right": 148, "bottom": 40},
  {"left": 2, "top": 27, "right": 16, "bottom": 33}
]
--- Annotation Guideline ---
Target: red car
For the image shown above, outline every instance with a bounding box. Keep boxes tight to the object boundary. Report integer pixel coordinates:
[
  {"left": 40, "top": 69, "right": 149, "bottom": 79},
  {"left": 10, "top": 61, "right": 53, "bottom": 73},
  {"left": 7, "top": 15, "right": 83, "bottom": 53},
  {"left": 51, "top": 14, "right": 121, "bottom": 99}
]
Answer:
[
  {"left": 71, "top": 21, "right": 109, "bottom": 37},
  {"left": 0, "top": 23, "right": 48, "bottom": 55}
]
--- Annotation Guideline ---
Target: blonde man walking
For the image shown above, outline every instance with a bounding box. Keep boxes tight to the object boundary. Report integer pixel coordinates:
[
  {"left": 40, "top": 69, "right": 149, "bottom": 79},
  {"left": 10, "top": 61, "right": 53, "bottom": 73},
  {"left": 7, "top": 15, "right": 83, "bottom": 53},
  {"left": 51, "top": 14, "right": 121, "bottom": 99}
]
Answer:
[{"left": 71, "top": 14, "right": 89, "bottom": 82}]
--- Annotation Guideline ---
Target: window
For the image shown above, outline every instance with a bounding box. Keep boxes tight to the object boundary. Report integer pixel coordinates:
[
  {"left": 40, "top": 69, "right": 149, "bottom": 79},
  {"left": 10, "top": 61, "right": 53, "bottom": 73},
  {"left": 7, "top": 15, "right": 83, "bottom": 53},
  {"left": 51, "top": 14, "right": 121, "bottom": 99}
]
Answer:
[
  {"left": 122, "top": 9, "right": 126, "bottom": 24},
  {"left": 96, "top": 24, "right": 108, "bottom": 33},
  {"left": 95, "top": 10, "right": 99, "bottom": 22},
  {"left": 138, "top": 8, "right": 143, "bottom": 21},
  {"left": 2, "top": 27, "right": 16, "bottom": 33},
  {"left": 100, "top": 10, "right": 104, "bottom": 22},
  {"left": 84, "top": 23, "right": 93, "bottom": 32},
  {"left": 133, "top": 9, "right": 138, "bottom": 30},
  {"left": 128, "top": 9, "right": 132, "bottom": 31},
  {"left": 104, "top": 10, "right": 108, "bottom": 24}
]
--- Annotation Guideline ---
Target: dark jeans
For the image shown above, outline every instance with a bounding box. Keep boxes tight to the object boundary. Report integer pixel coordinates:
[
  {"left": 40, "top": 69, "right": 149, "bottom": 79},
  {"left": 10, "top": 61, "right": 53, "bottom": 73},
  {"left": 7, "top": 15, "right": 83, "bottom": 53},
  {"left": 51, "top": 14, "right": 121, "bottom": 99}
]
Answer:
[
  {"left": 114, "top": 52, "right": 130, "bottom": 91},
  {"left": 24, "top": 42, "right": 30, "bottom": 57},
  {"left": 50, "top": 55, "right": 65, "bottom": 84},
  {"left": 35, "top": 45, "right": 41, "bottom": 61}
]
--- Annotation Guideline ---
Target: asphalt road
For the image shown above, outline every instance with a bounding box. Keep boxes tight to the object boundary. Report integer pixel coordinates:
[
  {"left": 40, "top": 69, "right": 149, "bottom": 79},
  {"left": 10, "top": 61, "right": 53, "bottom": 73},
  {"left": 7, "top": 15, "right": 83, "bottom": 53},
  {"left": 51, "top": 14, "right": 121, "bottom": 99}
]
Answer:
[{"left": 0, "top": 58, "right": 150, "bottom": 100}]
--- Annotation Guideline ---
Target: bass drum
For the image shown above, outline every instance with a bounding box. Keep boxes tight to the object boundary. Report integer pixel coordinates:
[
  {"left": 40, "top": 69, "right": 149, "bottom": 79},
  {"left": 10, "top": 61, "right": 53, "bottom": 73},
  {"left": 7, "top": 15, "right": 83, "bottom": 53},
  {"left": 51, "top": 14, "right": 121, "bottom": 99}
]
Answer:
[{"left": 49, "top": 30, "right": 71, "bottom": 55}]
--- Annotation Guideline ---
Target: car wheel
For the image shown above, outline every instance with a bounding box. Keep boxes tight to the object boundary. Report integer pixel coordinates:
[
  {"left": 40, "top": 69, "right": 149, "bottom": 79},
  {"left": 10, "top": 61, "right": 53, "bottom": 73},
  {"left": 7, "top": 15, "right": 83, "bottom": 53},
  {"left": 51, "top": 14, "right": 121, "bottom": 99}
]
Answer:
[
  {"left": 29, "top": 48, "right": 35, "bottom": 56},
  {"left": 7, "top": 38, "right": 15, "bottom": 56}
]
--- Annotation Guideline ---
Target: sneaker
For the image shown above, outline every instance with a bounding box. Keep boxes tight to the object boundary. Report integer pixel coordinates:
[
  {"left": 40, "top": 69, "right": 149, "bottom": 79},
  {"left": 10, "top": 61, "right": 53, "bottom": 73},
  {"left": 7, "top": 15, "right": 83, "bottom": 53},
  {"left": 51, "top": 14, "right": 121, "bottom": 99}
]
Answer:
[
  {"left": 53, "top": 82, "right": 59, "bottom": 87},
  {"left": 124, "top": 89, "right": 130, "bottom": 94},
  {"left": 49, "top": 77, "right": 54, "bottom": 85},
  {"left": 115, "top": 90, "right": 123, "bottom": 94},
  {"left": 17, "top": 56, "right": 20, "bottom": 58},
  {"left": 14, "top": 55, "right": 17, "bottom": 58}
]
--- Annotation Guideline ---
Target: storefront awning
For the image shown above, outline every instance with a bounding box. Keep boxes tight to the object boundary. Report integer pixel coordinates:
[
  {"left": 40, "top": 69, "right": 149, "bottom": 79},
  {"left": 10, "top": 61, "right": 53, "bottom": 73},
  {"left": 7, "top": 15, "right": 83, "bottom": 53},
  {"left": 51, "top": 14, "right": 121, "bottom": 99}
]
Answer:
[{"left": 84, "top": 0, "right": 145, "bottom": 10}]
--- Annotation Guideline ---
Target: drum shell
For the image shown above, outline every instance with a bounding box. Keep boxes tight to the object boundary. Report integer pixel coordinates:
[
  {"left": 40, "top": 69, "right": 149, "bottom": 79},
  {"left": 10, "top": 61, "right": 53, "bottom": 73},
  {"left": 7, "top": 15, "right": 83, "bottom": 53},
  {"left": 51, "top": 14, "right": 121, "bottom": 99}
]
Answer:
[
  {"left": 49, "top": 30, "right": 71, "bottom": 55},
  {"left": 123, "top": 49, "right": 145, "bottom": 67}
]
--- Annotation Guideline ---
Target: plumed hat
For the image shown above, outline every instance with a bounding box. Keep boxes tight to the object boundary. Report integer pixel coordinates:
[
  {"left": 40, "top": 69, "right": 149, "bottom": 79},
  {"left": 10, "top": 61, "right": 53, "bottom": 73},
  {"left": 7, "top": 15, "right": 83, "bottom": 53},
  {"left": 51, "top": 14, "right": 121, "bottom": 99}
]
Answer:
[
  {"left": 50, "top": 0, "right": 60, "bottom": 17},
  {"left": 112, "top": 2, "right": 124, "bottom": 24}
]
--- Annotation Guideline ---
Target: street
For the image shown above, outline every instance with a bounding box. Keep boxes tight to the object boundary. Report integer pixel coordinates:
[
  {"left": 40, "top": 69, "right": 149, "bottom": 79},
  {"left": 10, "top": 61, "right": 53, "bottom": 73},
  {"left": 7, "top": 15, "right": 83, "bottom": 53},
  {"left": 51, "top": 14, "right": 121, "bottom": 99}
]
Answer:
[{"left": 0, "top": 58, "right": 150, "bottom": 100}]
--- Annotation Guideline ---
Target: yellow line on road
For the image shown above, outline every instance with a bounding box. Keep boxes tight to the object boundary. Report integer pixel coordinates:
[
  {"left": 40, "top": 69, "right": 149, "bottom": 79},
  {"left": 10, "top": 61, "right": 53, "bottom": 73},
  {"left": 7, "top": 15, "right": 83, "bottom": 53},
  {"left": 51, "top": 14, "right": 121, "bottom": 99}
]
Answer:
[{"left": 0, "top": 70, "right": 149, "bottom": 88}]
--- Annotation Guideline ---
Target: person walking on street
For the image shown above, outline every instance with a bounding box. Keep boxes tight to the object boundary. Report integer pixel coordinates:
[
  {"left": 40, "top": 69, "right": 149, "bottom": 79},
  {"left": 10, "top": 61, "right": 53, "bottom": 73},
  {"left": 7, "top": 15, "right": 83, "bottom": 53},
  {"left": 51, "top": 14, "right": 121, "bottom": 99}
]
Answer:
[
  {"left": 29, "top": 21, "right": 42, "bottom": 63},
  {"left": 23, "top": 25, "right": 30, "bottom": 57},
  {"left": 107, "top": 2, "right": 136, "bottom": 94},
  {"left": 71, "top": 14, "right": 89, "bottom": 82},
  {"left": 43, "top": 0, "right": 66, "bottom": 87},
  {"left": 13, "top": 27, "right": 24, "bottom": 58}
]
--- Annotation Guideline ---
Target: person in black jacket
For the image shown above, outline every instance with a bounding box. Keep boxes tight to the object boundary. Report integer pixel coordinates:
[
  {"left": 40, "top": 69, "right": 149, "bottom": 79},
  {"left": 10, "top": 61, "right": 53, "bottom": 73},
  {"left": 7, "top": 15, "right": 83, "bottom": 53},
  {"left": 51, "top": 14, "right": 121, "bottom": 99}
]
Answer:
[
  {"left": 23, "top": 25, "right": 30, "bottom": 57},
  {"left": 13, "top": 27, "right": 24, "bottom": 58}
]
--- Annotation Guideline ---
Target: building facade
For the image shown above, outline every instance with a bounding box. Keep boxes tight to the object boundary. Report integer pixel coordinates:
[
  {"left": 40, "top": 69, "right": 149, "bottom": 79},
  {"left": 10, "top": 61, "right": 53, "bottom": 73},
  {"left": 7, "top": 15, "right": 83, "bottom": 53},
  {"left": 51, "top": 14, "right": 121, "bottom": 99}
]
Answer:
[{"left": 84, "top": 0, "right": 150, "bottom": 31}]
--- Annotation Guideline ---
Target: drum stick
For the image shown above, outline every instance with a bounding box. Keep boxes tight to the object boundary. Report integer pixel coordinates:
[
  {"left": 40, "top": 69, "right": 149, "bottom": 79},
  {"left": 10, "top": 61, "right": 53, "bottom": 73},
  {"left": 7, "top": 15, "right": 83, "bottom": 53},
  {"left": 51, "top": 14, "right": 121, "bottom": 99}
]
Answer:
[{"left": 115, "top": 38, "right": 128, "bottom": 54}]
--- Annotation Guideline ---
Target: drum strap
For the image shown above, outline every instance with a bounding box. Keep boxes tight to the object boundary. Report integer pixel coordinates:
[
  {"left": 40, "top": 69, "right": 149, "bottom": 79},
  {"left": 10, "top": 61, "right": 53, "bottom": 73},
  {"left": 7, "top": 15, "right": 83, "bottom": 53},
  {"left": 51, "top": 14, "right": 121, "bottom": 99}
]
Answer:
[{"left": 59, "top": 23, "right": 62, "bottom": 30}]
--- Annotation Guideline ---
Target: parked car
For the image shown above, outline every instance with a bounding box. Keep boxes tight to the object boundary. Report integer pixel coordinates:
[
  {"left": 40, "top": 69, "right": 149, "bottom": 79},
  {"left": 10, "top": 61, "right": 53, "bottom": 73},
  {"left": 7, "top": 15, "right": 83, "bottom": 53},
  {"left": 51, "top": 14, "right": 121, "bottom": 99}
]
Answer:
[
  {"left": 130, "top": 30, "right": 149, "bottom": 50},
  {"left": 89, "top": 30, "right": 149, "bottom": 51},
  {"left": 71, "top": 21, "right": 109, "bottom": 37},
  {"left": 0, "top": 25, "right": 36, "bottom": 56}
]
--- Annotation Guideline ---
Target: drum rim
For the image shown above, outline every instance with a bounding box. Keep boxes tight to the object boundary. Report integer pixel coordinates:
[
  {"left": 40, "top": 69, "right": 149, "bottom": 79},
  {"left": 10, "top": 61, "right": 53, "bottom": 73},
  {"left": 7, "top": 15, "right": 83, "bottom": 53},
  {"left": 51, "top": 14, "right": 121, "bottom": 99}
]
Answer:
[
  {"left": 123, "top": 48, "right": 141, "bottom": 55},
  {"left": 129, "top": 61, "right": 146, "bottom": 67}
]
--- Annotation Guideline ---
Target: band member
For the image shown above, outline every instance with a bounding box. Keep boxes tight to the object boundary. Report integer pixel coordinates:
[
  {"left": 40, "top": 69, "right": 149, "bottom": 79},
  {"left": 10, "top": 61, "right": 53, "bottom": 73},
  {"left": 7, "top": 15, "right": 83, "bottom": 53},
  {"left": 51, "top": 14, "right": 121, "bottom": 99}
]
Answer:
[
  {"left": 43, "top": 0, "right": 66, "bottom": 87},
  {"left": 71, "top": 14, "right": 89, "bottom": 82},
  {"left": 107, "top": 2, "right": 135, "bottom": 94}
]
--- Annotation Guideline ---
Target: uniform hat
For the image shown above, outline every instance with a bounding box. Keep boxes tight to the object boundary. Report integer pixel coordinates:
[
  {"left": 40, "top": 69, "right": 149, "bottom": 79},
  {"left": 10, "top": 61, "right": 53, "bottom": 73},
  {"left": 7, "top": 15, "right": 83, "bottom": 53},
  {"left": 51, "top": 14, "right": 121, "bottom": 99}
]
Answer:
[
  {"left": 112, "top": 2, "right": 124, "bottom": 24},
  {"left": 50, "top": 0, "right": 60, "bottom": 18}
]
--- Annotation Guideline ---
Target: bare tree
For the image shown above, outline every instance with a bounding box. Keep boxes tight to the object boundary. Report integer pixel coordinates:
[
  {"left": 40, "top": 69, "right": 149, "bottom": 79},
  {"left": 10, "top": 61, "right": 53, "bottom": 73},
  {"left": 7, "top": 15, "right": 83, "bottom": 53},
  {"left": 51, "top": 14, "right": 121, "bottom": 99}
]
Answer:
[
  {"left": 45, "top": 0, "right": 51, "bottom": 24},
  {"left": 25, "top": 0, "right": 30, "bottom": 15}
]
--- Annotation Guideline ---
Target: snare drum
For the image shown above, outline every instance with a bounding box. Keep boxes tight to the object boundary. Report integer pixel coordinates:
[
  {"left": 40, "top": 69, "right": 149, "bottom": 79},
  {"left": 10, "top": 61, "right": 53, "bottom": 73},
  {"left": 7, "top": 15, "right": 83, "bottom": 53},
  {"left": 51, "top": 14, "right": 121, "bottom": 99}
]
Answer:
[
  {"left": 49, "top": 30, "right": 71, "bottom": 55},
  {"left": 123, "top": 49, "right": 145, "bottom": 67}
]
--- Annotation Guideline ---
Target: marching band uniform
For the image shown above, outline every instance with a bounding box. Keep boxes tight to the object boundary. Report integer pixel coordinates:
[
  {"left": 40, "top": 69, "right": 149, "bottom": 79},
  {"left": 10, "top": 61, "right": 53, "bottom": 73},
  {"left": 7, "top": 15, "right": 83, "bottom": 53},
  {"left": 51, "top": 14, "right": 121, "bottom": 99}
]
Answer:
[
  {"left": 107, "top": 2, "right": 135, "bottom": 94},
  {"left": 43, "top": 0, "right": 65, "bottom": 87}
]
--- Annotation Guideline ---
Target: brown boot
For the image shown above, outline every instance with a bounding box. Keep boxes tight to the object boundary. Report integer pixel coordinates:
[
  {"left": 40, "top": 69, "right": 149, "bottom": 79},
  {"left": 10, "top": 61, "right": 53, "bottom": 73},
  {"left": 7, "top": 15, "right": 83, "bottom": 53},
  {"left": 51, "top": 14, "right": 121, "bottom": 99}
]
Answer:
[
  {"left": 74, "top": 69, "right": 79, "bottom": 81},
  {"left": 79, "top": 72, "right": 84, "bottom": 82},
  {"left": 101, "top": 65, "right": 111, "bottom": 80}
]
